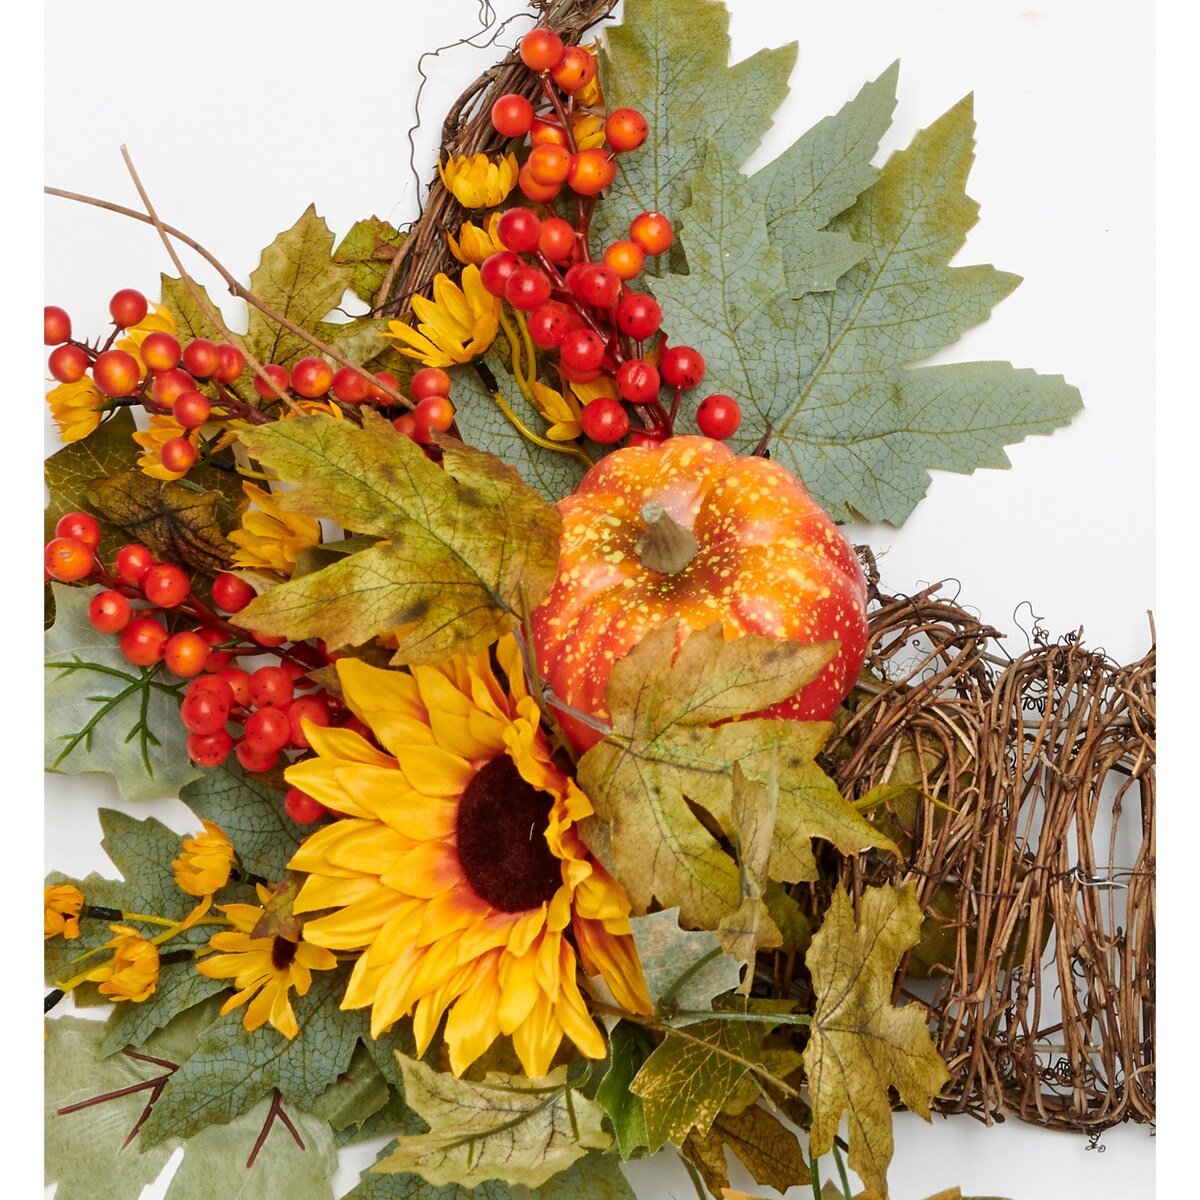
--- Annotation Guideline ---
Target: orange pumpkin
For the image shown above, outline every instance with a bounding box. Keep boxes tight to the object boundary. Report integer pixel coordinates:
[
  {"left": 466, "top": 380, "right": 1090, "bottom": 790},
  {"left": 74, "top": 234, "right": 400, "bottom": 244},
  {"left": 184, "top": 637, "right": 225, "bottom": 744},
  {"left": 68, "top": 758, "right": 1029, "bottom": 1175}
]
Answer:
[{"left": 531, "top": 436, "right": 869, "bottom": 751}]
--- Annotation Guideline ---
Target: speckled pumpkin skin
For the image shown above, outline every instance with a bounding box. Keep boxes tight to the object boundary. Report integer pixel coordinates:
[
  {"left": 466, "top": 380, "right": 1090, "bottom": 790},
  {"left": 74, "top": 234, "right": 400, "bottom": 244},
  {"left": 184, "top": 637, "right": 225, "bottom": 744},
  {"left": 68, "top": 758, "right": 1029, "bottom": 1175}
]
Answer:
[{"left": 531, "top": 436, "right": 869, "bottom": 752}]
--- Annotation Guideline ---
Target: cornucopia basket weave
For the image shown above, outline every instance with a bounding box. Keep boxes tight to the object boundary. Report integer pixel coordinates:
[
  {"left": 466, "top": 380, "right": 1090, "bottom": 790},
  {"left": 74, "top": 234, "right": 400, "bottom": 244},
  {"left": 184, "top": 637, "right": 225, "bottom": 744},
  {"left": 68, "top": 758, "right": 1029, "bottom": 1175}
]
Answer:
[{"left": 383, "top": 0, "right": 1156, "bottom": 1138}]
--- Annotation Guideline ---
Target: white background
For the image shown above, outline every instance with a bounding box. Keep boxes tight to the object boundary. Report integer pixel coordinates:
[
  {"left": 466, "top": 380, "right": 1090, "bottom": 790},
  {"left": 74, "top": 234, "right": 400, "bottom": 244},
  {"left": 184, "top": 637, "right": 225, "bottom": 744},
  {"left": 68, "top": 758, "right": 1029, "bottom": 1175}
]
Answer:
[{"left": 37, "top": 2, "right": 1164, "bottom": 1197}]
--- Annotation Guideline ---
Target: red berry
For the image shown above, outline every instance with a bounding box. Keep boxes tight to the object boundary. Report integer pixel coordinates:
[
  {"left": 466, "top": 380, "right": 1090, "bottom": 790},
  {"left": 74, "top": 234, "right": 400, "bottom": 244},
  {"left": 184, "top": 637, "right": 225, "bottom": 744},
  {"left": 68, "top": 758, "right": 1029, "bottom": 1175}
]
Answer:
[
  {"left": 173, "top": 391, "right": 211, "bottom": 430},
  {"left": 331, "top": 366, "right": 372, "bottom": 405},
  {"left": 519, "top": 28, "right": 564, "bottom": 71},
  {"left": 44, "top": 306, "right": 72, "bottom": 345},
  {"left": 197, "top": 627, "right": 233, "bottom": 672},
  {"left": 48, "top": 344, "right": 89, "bottom": 384},
  {"left": 527, "top": 144, "right": 572, "bottom": 188},
  {"left": 235, "top": 740, "right": 279, "bottom": 774},
  {"left": 529, "top": 116, "right": 568, "bottom": 148},
  {"left": 550, "top": 45, "right": 597, "bottom": 93},
  {"left": 517, "top": 163, "right": 562, "bottom": 204},
  {"left": 243, "top": 706, "right": 291, "bottom": 753},
  {"left": 580, "top": 397, "right": 629, "bottom": 444},
  {"left": 181, "top": 339, "right": 220, "bottom": 378},
  {"left": 214, "top": 344, "right": 246, "bottom": 383},
  {"left": 569, "top": 263, "right": 621, "bottom": 308},
  {"left": 566, "top": 148, "right": 617, "bottom": 197},
  {"left": 87, "top": 590, "right": 132, "bottom": 634},
  {"left": 216, "top": 667, "right": 252, "bottom": 708},
  {"left": 142, "top": 562, "right": 190, "bottom": 608},
  {"left": 119, "top": 615, "right": 169, "bottom": 666},
  {"left": 605, "top": 108, "right": 650, "bottom": 153},
  {"left": 108, "top": 288, "right": 148, "bottom": 329},
  {"left": 490, "top": 93, "right": 535, "bottom": 138},
  {"left": 504, "top": 266, "right": 553, "bottom": 312},
  {"left": 181, "top": 677, "right": 234, "bottom": 734},
  {"left": 159, "top": 437, "right": 197, "bottom": 475},
  {"left": 410, "top": 367, "right": 451, "bottom": 401},
  {"left": 55, "top": 510, "right": 101, "bottom": 549},
  {"left": 369, "top": 372, "right": 400, "bottom": 403},
  {"left": 290, "top": 357, "right": 334, "bottom": 399},
  {"left": 151, "top": 368, "right": 196, "bottom": 409},
  {"left": 559, "top": 328, "right": 606, "bottom": 373},
  {"left": 92, "top": 349, "right": 141, "bottom": 398},
  {"left": 392, "top": 414, "right": 417, "bottom": 438},
  {"left": 660, "top": 345, "right": 706, "bottom": 389},
  {"left": 615, "top": 292, "right": 662, "bottom": 341},
  {"left": 497, "top": 207, "right": 542, "bottom": 254},
  {"left": 615, "top": 359, "right": 661, "bottom": 404},
  {"left": 211, "top": 572, "right": 256, "bottom": 613},
  {"left": 629, "top": 211, "right": 674, "bottom": 256},
  {"left": 44, "top": 537, "right": 94, "bottom": 582},
  {"left": 696, "top": 393, "right": 742, "bottom": 440},
  {"left": 626, "top": 429, "right": 666, "bottom": 449},
  {"left": 140, "top": 331, "right": 182, "bottom": 372},
  {"left": 284, "top": 786, "right": 328, "bottom": 824},
  {"left": 480, "top": 251, "right": 524, "bottom": 297},
  {"left": 249, "top": 665, "right": 294, "bottom": 710},
  {"left": 414, "top": 395, "right": 455, "bottom": 434},
  {"left": 253, "top": 364, "right": 290, "bottom": 399},
  {"left": 187, "top": 728, "right": 234, "bottom": 767},
  {"left": 114, "top": 543, "right": 154, "bottom": 585},
  {"left": 527, "top": 301, "right": 580, "bottom": 349},
  {"left": 603, "top": 240, "right": 645, "bottom": 281},
  {"left": 163, "top": 631, "right": 210, "bottom": 677},
  {"left": 286, "top": 696, "right": 331, "bottom": 748},
  {"left": 537, "top": 216, "right": 576, "bottom": 262}
]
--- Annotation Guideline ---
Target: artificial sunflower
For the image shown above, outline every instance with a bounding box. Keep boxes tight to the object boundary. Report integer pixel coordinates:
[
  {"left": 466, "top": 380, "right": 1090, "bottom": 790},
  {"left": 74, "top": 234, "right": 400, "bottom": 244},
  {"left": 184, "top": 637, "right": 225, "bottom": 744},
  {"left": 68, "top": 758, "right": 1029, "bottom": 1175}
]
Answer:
[
  {"left": 172, "top": 820, "right": 235, "bottom": 898},
  {"left": 228, "top": 482, "right": 322, "bottom": 575},
  {"left": 131, "top": 414, "right": 197, "bottom": 481},
  {"left": 382, "top": 265, "right": 501, "bottom": 369},
  {"left": 447, "top": 212, "right": 505, "bottom": 265},
  {"left": 285, "top": 637, "right": 649, "bottom": 1078},
  {"left": 196, "top": 882, "right": 338, "bottom": 1038},
  {"left": 438, "top": 151, "right": 519, "bottom": 209},
  {"left": 530, "top": 380, "right": 584, "bottom": 442},
  {"left": 81, "top": 925, "right": 160, "bottom": 1002},
  {"left": 44, "top": 884, "right": 85, "bottom": 941}
]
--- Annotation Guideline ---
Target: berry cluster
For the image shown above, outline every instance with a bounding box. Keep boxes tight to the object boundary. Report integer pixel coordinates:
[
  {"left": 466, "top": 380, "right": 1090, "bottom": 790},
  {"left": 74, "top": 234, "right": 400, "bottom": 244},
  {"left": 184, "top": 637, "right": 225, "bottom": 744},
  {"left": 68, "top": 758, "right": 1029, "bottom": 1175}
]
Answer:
[
  {"left": 44, "top": 290, "right": 450, "bottom": 477},
  {"left": 45, "top": 509, "right": 346, "bottom": 824},
  {"left": 479, "top": 28, "right": 742, "bottom": 446}
]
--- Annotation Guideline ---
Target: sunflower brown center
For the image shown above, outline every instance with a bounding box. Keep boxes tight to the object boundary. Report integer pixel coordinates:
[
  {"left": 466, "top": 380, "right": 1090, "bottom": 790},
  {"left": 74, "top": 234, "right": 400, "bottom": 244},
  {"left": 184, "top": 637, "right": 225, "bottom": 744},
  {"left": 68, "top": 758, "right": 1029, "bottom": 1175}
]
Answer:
[
  {"left": 456, "top": 755, "right": 562, "bottom": 913},
  {"left": 271, "top": 936, "right": 298, "bottom": 971}
]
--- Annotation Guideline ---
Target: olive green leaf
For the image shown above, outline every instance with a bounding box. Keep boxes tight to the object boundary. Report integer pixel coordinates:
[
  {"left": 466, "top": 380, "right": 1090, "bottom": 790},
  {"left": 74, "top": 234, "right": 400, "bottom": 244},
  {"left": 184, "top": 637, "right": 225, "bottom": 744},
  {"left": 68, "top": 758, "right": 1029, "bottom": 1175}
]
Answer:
[
  {"left": 244, "top": 205, "right": 357, "bottom": 370},
  {"left": 235, "top": 413, "right": 561, "bottom": 661},
  {"left": 305, "top": 1040, "right": 395, "bottom": 1145},
  {"left": 628, "top": 908, "right": 742, "bottom": 1018},
  {"left": 577, "top": 623, "right": 893, "bottom": 929},
  {"left": 45, "top": 1014, "right": 340, "bottom": 1200},
  {"left": 334, "top": 216, "right": 408, "bottom": 307},
  {"left": 629, "top": 1015, "right": 778, "bottom": 1152},
  {"left": 88, "top": 469, "right": 240, "bottom": 575},
  {"left": 374, "top": 1054, "right": 610, "bottom": 1189},
  {"left": 44, "top": 584, "right": 201, "bottom": 802},
  {"left": 657, "top": 107, "right": 1082, "bottom": 524},
  {"left": 593, "top": 0, "right": 796, "bottom": 265},
  {"left": 448, "top": 356, "right": 589, "bottom": 503},
  {"left": 682, "top": 1105, "right": 810, "bottom": 1197},
  {"left": 180, "top": 759, "right": 304, "bottom": 881},
  {"left": 44, "top": 408, "right": 140, "bottom": 541},
  {"left": 534, "top": 1154, "right": 638, "bottom": 1199},
  {"left": 140, "top": 965, "right": 365, "bottom": 1143},
  {"left": 159, "top": 273, "right": 227, "bottom": 347},
  {"left": 804, "top": 883, "right": 952, "bottom": 1197},
  {"left": 595, "top": 1021, "right": 656, "bottom": 1160}
]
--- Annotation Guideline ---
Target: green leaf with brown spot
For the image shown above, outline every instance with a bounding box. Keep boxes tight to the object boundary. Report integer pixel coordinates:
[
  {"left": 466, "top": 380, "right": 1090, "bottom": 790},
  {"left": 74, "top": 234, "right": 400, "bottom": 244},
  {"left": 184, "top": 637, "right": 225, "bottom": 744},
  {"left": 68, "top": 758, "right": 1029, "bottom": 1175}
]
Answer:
[
  {"left": 804, "top": 883, "right": 952, "bottom": 1197},
  {"left": 236, "top": 413, "right": 561, "bottom": 662},
  {"left": 244, "top": 205, "right": 356, "bottom": 370},
  {"left": 374, "top": 1055, "right": 610, "bottom": 1189},
  {"left": 87, "top": 469, "right": 240, "bottom": 574},
  {"left": 44, "top": 409, "right": 140, "bottom": 540}
]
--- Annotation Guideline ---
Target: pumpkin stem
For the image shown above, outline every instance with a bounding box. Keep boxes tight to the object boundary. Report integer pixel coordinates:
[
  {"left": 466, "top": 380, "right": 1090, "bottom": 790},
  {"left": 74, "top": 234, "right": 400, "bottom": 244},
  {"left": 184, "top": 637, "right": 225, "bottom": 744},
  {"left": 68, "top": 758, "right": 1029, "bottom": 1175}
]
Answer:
[{"left": 635, "top": 502, "right": 700, "bottom": 574}]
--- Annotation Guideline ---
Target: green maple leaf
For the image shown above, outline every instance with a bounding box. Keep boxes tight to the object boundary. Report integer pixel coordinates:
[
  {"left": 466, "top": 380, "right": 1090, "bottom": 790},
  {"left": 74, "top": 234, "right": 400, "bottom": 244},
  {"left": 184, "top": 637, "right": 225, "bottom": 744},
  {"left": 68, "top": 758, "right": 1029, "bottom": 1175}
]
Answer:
[
  {"left": 44, "top": 584, "right": 202, "bottom": 801},
  {"left": 236, "top": 413, "right": 561, "bottom": 661},
  {"left": 628, "top": 908, "right": 742, "bottom": 1018},
  {"left": 373, "top": 1054, "right": 610, "bottom": 1189},
  {"left": 159, "top": 274, "right": 227, "bottom": 346},
  {"left": 682, "top": 1105, "right": 810, "bottom": 1196},
  {"left": 656, "top": 103, "right": 1082, "bottom": 524},
  {"left": 44, "top": 409, "right": 140, "bottom": 540},
  {"left": 595, "top": 1021, "right": 656, "bottom": 1161},
  {"left": 140, "top": 966, "right": 365, "bottom": 1143},
  {"left": 334, "top": 216, "right": 408, "bottom": 307},
  {"left": 577, "top": 623, "right": 894, "bottom": 928},
  {"left": 449, "top": 357, "right": 589, "bottom": 503},
  {"left": 180, "top": 760, "right": 304, "bottom": 881},
  {"left": 244, "top": 205, "right": 356, "bottom": 370},
  {"left": 593, "top": 0, "right": 796, "bottom": 263},
  {"left": 46, "top": 1015, "right": 339, "bottom": 1200},
  {"left": 804, "top": 883, "right": 952, "bottom": 1197}
]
